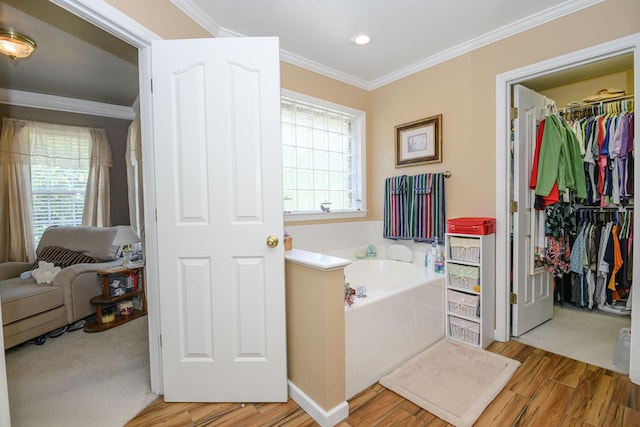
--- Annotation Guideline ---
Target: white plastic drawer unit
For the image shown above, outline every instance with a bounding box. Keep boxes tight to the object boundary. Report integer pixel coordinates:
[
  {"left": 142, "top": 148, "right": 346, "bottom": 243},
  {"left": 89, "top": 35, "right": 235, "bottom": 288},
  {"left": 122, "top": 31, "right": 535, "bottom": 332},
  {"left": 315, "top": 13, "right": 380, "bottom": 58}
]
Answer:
[{"left": 445, "top": 232, "right": 495, "bottom": 349}]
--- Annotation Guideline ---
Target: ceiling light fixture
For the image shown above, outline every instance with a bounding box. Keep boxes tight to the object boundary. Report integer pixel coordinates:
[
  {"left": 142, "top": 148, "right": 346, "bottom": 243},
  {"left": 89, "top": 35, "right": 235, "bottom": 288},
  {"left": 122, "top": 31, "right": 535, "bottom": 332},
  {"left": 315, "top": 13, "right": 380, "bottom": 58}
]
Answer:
[
  {"left": 0, "top": 30, "right": 36, "bottom": 60},
  {"left": 350, "top": 33, "right": 371, "bottom": 46}
]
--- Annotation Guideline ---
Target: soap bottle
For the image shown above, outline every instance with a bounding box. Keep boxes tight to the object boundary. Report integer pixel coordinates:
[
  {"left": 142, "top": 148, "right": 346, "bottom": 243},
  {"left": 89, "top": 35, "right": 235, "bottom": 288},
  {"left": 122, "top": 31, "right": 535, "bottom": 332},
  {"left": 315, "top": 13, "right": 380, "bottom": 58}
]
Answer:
[
  {"left": 427, "top": 240, "right": 437, "bottom": 272},
  {"left": 435, "top": 240, "right": 445, "bottom": 274}
]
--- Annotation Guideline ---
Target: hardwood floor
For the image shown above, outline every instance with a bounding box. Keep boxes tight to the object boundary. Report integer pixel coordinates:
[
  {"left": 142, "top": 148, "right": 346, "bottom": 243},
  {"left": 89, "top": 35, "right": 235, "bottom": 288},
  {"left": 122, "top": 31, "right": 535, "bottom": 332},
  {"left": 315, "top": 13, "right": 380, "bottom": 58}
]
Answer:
[{"left": 126, "top": 340, "right": 640, "bottom": 426}]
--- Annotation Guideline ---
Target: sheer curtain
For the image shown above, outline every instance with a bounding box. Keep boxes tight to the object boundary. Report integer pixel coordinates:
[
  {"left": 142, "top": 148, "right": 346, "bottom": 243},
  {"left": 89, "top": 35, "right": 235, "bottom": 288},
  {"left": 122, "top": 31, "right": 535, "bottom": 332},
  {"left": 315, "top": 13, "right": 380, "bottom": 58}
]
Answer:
[
  {"left": 0, "top": 118, "right": 34, "bottom": 262},
  {"left": 0, "top": 118, "right": 113, "bottom": 262},
  {"left": 82, "top": 128, "right": 113, "bottom": 227},
  {"left": 125, "top": 116, "right": 144, "bottom": 244}
]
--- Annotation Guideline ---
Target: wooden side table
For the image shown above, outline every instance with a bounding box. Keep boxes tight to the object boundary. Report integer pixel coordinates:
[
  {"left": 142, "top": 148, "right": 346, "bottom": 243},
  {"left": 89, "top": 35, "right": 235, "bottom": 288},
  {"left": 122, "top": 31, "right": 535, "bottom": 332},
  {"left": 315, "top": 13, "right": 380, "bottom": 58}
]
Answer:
[{"left": 84, "top": 263, "right": 147, "bottom": 332}]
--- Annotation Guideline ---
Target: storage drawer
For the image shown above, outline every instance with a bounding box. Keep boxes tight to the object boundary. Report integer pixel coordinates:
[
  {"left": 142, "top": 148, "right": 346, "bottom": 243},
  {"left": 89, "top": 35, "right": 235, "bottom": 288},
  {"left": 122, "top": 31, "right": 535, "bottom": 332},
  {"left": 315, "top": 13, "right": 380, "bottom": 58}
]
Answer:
[
  {"left": 449, "top": 236, "right": 480, "bottom": 263},
  {"left": 448, "top": 315, "right": 480, "bottom": 345},
  {"left": 447, "top": 289, "right": 480, "bottom": 318},
  {"left": 448, "top": 263, "right": 480, "bottom": 290}
]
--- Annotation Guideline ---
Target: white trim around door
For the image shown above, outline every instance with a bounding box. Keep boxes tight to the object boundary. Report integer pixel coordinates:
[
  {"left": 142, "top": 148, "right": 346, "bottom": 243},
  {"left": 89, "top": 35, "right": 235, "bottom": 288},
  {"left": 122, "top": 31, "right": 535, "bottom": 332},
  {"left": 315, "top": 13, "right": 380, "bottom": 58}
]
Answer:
[
  {"left": 49, "top": 0, "right": 164, "bottom": 393},
  {"left": 495, "top": 32, "right": 640, "bottom": 385}
]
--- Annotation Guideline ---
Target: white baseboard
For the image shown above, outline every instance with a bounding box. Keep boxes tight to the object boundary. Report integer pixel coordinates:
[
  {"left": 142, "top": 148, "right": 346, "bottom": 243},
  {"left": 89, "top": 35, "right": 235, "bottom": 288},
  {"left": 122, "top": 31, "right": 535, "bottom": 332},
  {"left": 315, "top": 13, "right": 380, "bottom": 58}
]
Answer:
[{"left": 288, "top": 381, "right": 349, "bottom": 427}]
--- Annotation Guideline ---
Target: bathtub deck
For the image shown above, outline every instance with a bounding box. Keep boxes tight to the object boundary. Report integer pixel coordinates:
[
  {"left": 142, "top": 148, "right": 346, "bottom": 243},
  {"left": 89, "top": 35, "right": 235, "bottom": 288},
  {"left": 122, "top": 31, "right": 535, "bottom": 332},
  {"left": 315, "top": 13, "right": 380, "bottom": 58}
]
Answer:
[{"left": 126, "top": 340, "right": 640, "bottom": 426}]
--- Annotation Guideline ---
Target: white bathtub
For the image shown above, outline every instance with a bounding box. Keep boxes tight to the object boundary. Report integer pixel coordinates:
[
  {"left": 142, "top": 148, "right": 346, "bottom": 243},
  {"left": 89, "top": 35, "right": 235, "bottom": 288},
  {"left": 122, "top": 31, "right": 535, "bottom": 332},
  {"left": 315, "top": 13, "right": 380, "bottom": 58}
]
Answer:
[{"left": 344, "top": 259, "right": 445, "bottom": 399}]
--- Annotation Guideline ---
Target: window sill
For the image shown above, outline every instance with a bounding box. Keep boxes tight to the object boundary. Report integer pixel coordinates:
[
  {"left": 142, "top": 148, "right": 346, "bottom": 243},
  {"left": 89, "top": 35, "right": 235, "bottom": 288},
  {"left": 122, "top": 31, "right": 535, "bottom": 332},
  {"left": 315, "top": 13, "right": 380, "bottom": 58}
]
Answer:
[{"left": 284, "top": 210, "right": 368, "bottom": 222}]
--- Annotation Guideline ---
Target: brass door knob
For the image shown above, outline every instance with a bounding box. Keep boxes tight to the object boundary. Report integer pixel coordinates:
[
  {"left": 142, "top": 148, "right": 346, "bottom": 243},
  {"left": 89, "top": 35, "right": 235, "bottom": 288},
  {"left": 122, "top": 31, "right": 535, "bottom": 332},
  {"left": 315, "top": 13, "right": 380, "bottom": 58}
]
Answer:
[{"left": 266, "top": 235, "right": 279, "bottom": 248}]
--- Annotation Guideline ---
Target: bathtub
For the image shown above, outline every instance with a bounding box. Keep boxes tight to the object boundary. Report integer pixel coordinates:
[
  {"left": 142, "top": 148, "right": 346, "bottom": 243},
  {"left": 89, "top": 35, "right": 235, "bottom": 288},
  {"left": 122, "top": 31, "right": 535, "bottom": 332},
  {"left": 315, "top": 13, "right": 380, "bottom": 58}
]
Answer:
[{"left": 344, "top": 259, "right": 445, "bottom": 399}]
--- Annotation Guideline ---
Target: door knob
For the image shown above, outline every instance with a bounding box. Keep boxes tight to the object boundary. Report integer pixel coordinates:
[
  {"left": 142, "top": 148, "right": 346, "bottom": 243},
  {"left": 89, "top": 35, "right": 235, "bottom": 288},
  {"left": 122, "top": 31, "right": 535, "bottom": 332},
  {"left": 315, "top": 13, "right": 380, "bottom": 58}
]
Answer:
[{"left": 266, "top": 235, "right": 279, "bottom": 248}]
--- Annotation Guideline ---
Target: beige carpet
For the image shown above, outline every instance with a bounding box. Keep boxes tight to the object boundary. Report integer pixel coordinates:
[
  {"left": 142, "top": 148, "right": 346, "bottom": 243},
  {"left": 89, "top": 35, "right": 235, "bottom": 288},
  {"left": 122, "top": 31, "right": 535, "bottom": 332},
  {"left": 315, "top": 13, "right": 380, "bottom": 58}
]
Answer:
[
  {"left": 514, "top": 305, "right": 631, "bottom": 373},
  {"left": 5, "top": 316, "right": 157, "bottom": 427},
  {"left": 380, "top": 338, "right": 520, "bottom": 427}
]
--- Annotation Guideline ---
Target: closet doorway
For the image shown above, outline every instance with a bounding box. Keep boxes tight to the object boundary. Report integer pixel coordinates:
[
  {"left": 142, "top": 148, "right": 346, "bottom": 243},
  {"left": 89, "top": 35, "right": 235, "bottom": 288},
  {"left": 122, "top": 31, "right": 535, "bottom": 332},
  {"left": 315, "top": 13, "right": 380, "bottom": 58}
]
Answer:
[
  {"left": 511, "top": 60, "right": 634, "bottom": 371},
  {"left": 496, "top": 33, "right": 640, "bottom": 383}
]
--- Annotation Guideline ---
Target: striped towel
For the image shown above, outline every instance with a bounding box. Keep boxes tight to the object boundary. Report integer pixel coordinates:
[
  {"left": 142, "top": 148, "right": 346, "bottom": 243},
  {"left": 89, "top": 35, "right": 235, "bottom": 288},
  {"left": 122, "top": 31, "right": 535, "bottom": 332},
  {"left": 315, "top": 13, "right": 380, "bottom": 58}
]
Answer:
[
  {"left": 411, "top": 173, "right": 446, "bottom": 242},
  {"left": 383, "top": 175, "right": 412, "bottom": 239}
]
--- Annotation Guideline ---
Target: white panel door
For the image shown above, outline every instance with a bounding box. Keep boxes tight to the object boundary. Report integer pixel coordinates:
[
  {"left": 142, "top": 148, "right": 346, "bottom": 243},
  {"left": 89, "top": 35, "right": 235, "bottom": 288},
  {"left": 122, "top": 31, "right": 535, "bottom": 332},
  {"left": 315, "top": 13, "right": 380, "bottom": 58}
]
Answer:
[
  {"left": 151, "top": 37, "right": 287, "bottom": 402},
  {"left": 511, "top": 84, "right": 554, "bottom": 336}
]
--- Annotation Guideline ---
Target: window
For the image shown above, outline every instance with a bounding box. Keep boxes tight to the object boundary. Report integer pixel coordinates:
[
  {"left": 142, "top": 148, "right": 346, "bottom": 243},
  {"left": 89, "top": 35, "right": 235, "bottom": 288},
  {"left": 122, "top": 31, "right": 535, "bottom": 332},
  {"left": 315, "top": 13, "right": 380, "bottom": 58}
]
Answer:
[
  {"left": 29, "top": 126, "right": 91, "bottom": 245},
  {"left": 281, "top": 90, "right": 366, "bottom": 220}
]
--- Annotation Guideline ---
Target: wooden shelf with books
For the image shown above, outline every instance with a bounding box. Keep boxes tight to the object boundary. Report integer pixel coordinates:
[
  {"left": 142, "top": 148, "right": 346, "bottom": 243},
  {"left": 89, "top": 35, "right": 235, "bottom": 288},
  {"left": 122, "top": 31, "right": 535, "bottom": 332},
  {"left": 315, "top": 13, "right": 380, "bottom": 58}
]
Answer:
[{"left": 84, "top": 263, "right": 147, "bottom": 333}]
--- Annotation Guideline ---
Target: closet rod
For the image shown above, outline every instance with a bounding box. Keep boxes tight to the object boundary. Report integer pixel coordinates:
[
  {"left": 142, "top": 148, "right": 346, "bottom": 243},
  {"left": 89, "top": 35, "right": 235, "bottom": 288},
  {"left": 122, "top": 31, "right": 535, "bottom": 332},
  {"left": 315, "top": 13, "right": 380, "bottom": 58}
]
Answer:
[
  {"left": 577, "top": 205, "right": 633, "bottom": 211},
  {"left": 560, "top": 94, "right": 635, "bottom": 112}
]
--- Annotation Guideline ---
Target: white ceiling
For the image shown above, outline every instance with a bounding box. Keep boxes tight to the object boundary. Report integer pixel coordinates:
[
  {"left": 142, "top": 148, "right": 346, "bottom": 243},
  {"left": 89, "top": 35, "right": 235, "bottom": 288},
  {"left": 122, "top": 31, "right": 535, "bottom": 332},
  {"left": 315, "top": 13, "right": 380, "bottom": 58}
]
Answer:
[
  {"left": 0, "top": 0, "right": 629, "bottom": 114},
  {"left": 176, "top": 0, "right": 605, "bottom": 89}
]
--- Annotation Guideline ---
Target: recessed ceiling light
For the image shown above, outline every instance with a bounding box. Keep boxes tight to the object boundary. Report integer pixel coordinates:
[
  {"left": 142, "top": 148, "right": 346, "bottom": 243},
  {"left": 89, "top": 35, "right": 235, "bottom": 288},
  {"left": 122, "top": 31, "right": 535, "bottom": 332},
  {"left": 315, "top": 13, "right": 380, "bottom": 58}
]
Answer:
[{"left": 351, "top": 33, "right": 371, "bottom": 46}]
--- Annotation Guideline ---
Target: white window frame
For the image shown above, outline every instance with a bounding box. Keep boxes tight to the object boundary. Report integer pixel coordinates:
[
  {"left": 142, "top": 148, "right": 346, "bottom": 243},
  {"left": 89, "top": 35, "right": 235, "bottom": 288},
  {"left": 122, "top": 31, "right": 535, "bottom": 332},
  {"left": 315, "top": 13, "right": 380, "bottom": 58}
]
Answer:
[
  {"left": 281, "top": 89, "right": 367, "bottom": 221},
  {"left": 27, "top": 124, "right": 92, "bottom": 246}
]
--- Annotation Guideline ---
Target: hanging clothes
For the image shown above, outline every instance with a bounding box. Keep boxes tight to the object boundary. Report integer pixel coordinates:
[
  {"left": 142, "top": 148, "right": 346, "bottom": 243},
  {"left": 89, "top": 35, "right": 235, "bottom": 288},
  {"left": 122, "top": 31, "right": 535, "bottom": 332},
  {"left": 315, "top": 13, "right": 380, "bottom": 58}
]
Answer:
[
  {"left": 530, "top": 96, "right": 633, "bottom": 314},
  {"left": 544, "top": 202, "right": 575, "bottom": 279},
  {"left": 530, "top": 112, "right": 583, "bottom": 278},
  {"left": 532, "top": 113, "right": 586, "bottom": 202},
  {"left": 530, "top": 118, "right": 559, "bottom": 207},
  {"left": 568, "top": 110, "right": 635, "bottom": 207},
  {"left": 570, "top": 208, "right": 632, "bottom": 312},
  {"left": 570, "top": 221, "right": 587, "bottom": 305},
  {"left": 608, "top": 224, "right": 623, "bottom": 293},
  {"left": 618, "top": 210, "right": 634, "bottom": 293}
]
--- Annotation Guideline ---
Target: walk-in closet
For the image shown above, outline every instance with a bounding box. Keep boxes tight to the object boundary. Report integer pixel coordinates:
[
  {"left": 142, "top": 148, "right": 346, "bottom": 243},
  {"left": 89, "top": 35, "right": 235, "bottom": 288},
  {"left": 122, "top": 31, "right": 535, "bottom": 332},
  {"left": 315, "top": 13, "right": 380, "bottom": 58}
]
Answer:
[{"left": 510, "top": 53, "right": 634, "bottom": 373}]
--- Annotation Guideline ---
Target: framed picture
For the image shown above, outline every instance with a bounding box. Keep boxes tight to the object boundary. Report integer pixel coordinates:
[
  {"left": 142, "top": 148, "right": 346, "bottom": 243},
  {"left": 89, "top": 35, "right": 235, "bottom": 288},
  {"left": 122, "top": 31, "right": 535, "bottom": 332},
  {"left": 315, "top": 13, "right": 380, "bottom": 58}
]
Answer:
[{"left": 395, "top": 114, "right": 442, "bottom": 167}]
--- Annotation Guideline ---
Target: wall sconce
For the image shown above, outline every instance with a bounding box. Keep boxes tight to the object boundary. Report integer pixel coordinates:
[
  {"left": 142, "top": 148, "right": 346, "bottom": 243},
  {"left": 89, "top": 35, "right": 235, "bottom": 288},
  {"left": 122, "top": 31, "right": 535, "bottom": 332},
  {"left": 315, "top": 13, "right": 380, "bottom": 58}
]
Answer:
[{"left": 0, "top": 30, "right": 36, "bottom": 60}]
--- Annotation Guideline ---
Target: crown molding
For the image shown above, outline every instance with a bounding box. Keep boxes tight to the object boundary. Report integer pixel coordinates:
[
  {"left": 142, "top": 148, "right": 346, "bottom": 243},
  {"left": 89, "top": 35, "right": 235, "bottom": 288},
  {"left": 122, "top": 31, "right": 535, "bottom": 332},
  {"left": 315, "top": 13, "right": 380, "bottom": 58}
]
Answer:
[
  {"left": 171, "top": 0, "right": 221, "bottom": 36},
  {"left": 170, "top": 0, "right": 603, "bottom": 91},
  {"left": 216, "top": 27, "right": 244, "bottom": 38},
  {"left": 367, "top": 0, "right": 604, "bottom": 89},
  {"left": 51, "top": 0, "right": 161, "bottom": 48},
  {"left": 0, "top": 88, "right": 136, "bottom": 120},
  {"left": 278, "top": 50, "right": 371, "bottom": 90}
]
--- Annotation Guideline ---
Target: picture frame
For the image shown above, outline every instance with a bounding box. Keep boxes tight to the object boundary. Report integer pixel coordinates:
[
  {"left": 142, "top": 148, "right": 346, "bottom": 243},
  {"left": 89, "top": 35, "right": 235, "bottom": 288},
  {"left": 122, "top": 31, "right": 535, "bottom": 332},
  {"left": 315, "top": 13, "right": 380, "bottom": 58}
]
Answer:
[{"left": 395, "top": 114, "right": 442, "bottom": 168}]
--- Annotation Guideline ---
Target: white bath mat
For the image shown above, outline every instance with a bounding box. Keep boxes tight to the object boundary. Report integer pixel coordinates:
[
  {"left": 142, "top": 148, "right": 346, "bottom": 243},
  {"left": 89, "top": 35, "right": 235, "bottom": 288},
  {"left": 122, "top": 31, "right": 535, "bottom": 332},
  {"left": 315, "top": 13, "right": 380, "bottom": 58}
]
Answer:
[{"left": 379, "top": 338, "right": 520, "bottom": 427}]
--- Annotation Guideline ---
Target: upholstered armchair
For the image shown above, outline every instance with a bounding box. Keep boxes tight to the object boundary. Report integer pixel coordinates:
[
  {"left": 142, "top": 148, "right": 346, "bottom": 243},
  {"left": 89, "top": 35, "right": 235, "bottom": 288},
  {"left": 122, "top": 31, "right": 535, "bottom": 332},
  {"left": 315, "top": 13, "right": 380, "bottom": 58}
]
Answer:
[{"left": 0, "top": 226, "right": 124, "bottom": 348}]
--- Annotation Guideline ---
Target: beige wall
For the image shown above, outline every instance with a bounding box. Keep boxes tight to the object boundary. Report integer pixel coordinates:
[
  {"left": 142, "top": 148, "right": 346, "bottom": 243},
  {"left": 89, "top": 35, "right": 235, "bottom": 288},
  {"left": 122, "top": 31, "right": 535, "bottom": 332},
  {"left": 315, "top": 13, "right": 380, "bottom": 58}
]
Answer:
[
  {"left": 281, "top": 62, "right": 369, "bottom": 112},
  {"left": 285, "top": 262, "right": 345, "bottom": 410},
  {"left": 369, "top": 0, "right": 640, "bottom": 220},
  {"left": 106, "top": 0, "right": 640, "bottom": 223},
  {"left": 105, "top": 0, "right": 210, "bottom": 39}
]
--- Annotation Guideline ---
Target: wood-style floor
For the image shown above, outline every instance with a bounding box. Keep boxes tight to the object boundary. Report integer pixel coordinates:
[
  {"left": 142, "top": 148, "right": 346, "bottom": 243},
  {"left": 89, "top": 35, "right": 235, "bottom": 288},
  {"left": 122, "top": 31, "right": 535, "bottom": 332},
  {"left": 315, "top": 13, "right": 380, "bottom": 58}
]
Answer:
[{"left": 126, "top": 340, "right": 640, "bottom": 426}]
